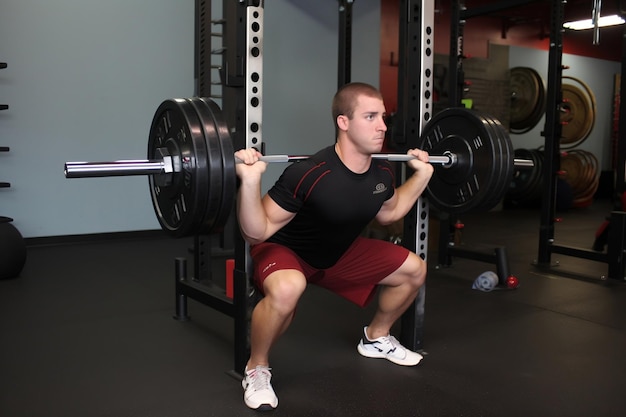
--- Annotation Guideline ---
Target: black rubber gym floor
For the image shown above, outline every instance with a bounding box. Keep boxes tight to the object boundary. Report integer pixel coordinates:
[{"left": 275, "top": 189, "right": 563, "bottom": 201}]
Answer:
[{"left": 1, "top": 199, "right": 625, "bottom": 416}]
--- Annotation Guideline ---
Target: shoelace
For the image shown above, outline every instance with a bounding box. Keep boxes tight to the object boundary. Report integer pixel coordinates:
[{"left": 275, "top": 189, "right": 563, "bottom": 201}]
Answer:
[
  {"left": 248, "top": 367, "right": 272, "bottom": 392},
  {"left": 379, "top": 335, "right": 405, "bottom": 355},
  {"left": 388, "top": 335, "right": 401, "bottom": 348}
]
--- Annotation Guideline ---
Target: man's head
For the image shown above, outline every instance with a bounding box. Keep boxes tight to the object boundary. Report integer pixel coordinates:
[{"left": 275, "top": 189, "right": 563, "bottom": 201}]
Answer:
[
  {"left": 332, "top": 82, "right": 384, "bottom": 126},
  {"left": 333, "top": 82, "right": 387, "bottom": 154}
]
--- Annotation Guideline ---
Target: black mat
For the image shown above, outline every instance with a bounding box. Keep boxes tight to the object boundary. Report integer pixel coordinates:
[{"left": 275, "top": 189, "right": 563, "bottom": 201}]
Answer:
[{"left": 1, "top": 200, "right": 625, "bottom": 416}]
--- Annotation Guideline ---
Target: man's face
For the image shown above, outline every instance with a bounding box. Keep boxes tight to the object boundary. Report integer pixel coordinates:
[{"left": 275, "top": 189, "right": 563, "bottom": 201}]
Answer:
[{"left": 345, "top": 95, "right": 387, "bottom": 154}]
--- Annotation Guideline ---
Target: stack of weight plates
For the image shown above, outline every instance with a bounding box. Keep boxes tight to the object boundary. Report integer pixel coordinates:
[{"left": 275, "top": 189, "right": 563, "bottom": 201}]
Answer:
[
  {"left": 147, "top": 98, "right": 236, "bottom": 237},
  {"left": 418, "top": 108, "right": 514, "bottom": 214}
]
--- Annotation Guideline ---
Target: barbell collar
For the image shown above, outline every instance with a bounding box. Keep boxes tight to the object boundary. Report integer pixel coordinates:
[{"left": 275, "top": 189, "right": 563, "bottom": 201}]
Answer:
[
  {"left": 513, "top": 158, "right": 535, "bottom": 168},
  {"left": 64, "top": 159, "right": 169, "bottom": 178}
]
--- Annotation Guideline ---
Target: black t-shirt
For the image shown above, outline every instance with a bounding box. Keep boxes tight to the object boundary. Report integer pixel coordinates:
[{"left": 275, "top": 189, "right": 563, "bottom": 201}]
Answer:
[{"left": 266, "top": 145, "right": 396, "bottom": 268}]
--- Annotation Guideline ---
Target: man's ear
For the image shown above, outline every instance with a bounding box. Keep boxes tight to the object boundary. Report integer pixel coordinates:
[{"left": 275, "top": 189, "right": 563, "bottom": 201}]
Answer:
[{"left": 336, "top": 114, "right": 349, "bottom": 131}]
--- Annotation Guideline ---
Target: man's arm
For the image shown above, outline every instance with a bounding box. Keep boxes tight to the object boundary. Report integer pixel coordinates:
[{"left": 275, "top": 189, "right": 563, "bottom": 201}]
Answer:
[
  {"left": 235, "top": 149, "right": 296, "bottom": 245},
  {"left": 375, "top": 149, "right": 434, "bottom": 225}
]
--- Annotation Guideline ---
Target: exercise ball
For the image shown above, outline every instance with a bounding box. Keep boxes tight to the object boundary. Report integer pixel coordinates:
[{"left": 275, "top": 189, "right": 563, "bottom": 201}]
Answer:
[{"left": 0, "top": 216, "right": 27, "bottom": 279}]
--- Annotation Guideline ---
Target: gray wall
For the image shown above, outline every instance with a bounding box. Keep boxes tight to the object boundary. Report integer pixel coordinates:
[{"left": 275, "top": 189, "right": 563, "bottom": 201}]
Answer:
[
  {"left": 262, "top": 0, "right": 380, "bottom": 193},
  {"left": 0, "top": 0, "right": 380, "bottom": 238},
  {"left": 2, "top": 2, "right": 616, "bottom": 239}
]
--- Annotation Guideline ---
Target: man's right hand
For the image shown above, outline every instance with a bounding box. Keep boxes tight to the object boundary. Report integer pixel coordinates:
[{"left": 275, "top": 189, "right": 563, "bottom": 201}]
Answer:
[{"left": 235, "top": 148, "right": 268, "bottom": 183}]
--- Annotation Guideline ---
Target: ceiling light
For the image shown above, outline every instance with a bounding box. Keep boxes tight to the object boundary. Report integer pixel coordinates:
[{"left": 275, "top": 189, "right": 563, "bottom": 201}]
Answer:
[{"left": 563, "top": 14, "right": 625, "bottom": 30}]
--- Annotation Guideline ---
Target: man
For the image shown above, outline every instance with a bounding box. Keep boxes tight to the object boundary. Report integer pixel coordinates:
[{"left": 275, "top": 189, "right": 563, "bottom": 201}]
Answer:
[{"left": 234, "top": 82, "right": 434, "bottom": 410}]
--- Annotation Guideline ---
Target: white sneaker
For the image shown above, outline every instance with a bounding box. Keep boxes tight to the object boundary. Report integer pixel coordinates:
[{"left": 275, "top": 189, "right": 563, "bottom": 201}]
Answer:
[
  {"left": 242, "top": 365, "right": 278, "bottom": 410},
  {"left": 357, "top": 326, "right": 423, "bottom": 366}
]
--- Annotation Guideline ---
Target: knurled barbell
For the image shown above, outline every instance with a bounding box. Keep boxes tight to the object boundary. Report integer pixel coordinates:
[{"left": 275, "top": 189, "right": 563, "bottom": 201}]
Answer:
[{"left": 64, "top": 97, "right": 532, "bottom": 237}]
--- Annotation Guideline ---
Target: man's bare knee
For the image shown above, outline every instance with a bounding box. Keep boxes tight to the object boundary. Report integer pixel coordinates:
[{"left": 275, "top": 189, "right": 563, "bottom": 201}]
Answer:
[
  {"left": 408, "top": 255, "right": 427, "bottom": 288},
  {"left": 263, "top": 271, "right": 307, "bottom": 314},
  {"left": 379, "top": 252, "right": 426, "bottom": 289}
]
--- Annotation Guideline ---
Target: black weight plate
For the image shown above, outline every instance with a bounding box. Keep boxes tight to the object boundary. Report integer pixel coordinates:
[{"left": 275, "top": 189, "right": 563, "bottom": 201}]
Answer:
[
  {"left": 200, "top": 98, "right": 236, "bottom": 233},
  {"left": 419, "top": 108, "right": 499, "bottom": 214},
  {"left": 187, "top": 98, "right": 225, "bottom": 235},
  {"left": 479, "top": 114, "right": 514, "bottom": 211},
  {"left": 148, "top": 99, "right": 211, "bottom": 237},
  {"left": 468, "top": 113, "right": 503, "bottom": 212},
  {"left": 490, "top": 123, "right": 511, "bottom": 209},
  {"left": 489, "top": 115, "right": 514, "bottom": 207}
]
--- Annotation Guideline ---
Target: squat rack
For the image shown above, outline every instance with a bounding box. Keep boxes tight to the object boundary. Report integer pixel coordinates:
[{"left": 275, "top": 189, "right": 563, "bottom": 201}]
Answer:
[
  {"left": 173, "top": 0, "right": 436, "bottom": 374},
  {"left": 444, "top": 0, "right": 625, "bottom": 281},
  {"left": 530, "top": 0, "right": 626, "bottom": 281},
  {"left": 435, "top": 0, "right": 518, "bottom": 286},
  {"left": 173, "top": 0, "right": 264, "bottom": 376}
]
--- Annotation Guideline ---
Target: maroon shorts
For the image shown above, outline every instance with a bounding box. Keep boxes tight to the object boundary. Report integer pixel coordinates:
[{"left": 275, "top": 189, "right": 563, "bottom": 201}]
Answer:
[{"left": 249, "top": 236, "right": 410, "bottom": 307}]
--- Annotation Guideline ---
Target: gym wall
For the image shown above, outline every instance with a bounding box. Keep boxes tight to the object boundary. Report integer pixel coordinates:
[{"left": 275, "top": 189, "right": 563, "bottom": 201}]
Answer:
[
  {"left": 0, "top": 0, "right": 380, "bottom": 238},
  {"left": 508, "top": 45, "right": 621, "bottom": 170}
]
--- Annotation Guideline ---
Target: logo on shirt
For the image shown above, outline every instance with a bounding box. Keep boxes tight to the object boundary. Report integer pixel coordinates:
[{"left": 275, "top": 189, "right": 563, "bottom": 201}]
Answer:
[
  {"left": 373, "top": 182, "right": 387, "bottom": 195},
  {"left": 262, "top": 262, "right": 277, "bottom": 274}
]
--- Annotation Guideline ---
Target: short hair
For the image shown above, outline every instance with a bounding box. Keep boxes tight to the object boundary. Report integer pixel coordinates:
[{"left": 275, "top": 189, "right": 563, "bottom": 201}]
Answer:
[{"left": 332, "top": 82, "right": 383, "bottom": 125}]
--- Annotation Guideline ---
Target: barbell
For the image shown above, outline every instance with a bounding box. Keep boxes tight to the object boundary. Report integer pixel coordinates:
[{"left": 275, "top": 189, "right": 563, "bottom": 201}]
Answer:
[
  {"left": 64, "top": 152, "right": 457, "bottom": 178},
  {"left": 65, "top": 150, "right": 532, "bottom": 200},
  {"left": 64, "top": 97, "right": 532, "bottom": 237}
]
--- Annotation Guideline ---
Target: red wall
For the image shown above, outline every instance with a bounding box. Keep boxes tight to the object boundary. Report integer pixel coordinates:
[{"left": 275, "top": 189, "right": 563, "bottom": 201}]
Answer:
[
  {"left": 434, "top": 7, "right": 623, "bottom": 61},
  {"left": 380, "top": 0, "right": 623, "bottom": 111}
]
